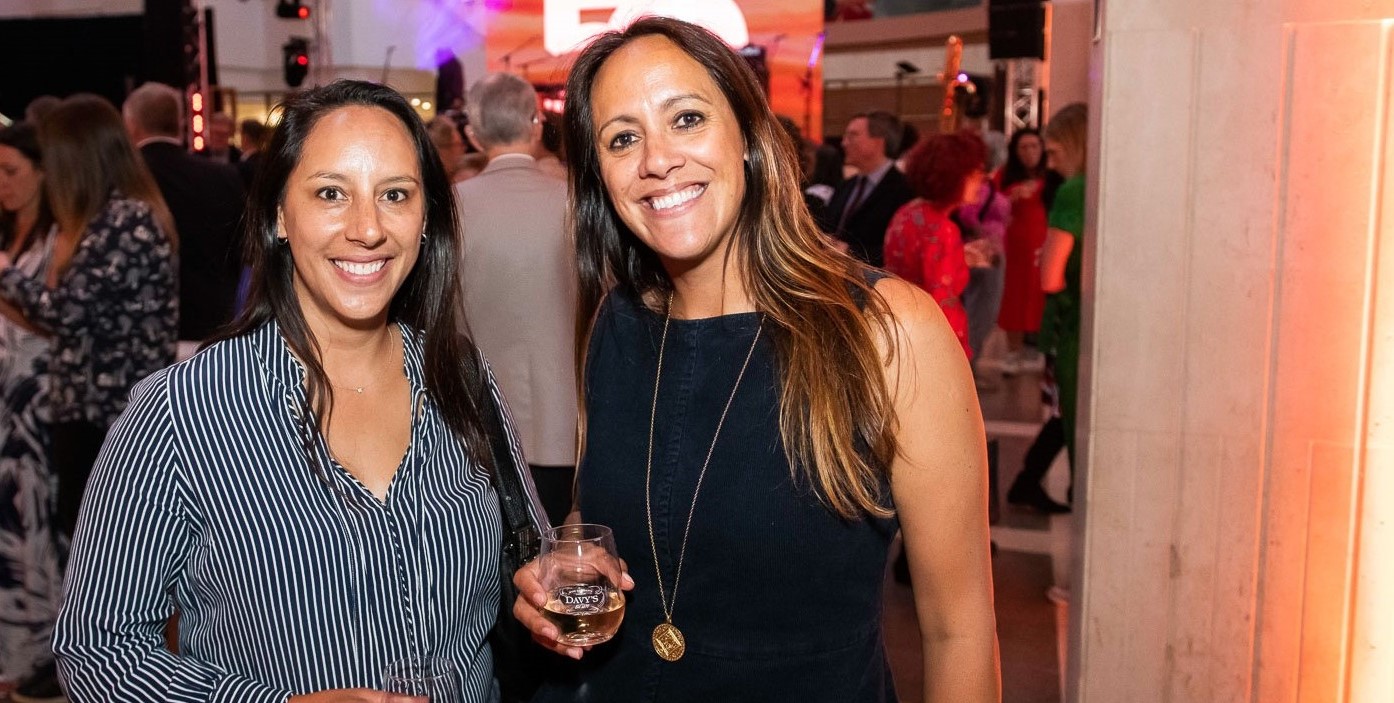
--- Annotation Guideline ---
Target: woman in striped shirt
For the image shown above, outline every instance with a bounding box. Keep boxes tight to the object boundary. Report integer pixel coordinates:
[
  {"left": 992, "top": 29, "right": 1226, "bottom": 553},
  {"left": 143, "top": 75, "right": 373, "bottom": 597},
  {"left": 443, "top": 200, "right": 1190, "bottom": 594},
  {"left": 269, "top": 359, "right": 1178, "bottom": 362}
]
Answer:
[{"left": 52, "top": 81, "right": 541, "bottom": 702}]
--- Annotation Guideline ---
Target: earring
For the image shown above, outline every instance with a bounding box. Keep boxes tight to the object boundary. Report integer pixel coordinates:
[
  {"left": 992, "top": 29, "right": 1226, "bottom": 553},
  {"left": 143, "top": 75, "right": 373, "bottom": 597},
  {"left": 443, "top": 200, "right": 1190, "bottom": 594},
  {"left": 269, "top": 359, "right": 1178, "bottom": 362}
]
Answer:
[{"left": 421, "top": 225, "right": 428, "bottom": 242}]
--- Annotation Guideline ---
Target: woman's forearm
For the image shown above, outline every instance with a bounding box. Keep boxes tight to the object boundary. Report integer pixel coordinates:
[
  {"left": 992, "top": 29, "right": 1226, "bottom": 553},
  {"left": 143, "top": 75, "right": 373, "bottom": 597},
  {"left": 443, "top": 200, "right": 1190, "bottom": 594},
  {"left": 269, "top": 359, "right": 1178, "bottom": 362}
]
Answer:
[{"left": 921, "top": 631, "right": 1001, "bottom": 703}]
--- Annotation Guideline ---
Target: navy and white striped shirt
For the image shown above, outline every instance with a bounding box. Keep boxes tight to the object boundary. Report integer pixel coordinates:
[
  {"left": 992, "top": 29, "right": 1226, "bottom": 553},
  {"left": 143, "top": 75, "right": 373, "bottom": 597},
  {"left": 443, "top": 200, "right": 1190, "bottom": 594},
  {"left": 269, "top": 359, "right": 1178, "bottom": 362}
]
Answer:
[{"left": 53, "top": 319, "right": 543, "bottom": 702}]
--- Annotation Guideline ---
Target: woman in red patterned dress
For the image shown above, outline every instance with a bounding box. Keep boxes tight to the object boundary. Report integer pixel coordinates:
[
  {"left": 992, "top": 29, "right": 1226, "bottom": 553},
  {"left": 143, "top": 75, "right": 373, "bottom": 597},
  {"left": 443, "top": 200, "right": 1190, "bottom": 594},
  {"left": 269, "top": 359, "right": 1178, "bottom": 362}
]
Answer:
[{"left": 882, "top": 131, "right": 987, "bottom": 360}]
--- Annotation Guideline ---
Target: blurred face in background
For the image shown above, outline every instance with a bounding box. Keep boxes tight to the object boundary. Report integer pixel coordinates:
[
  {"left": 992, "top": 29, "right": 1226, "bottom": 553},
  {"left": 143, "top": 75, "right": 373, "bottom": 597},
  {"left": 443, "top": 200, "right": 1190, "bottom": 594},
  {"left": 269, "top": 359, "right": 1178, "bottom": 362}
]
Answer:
[
  {"left": 208, "top": 116, "right": 233, "bottom": 152},
  {"left": 841, "top": 117, "right": 885, "bottom": 174},
  {"left": 1016, "top": 133, "right": 1043, "bottom": 171},
  {"left": 1045, "top": 138, "right": 1082, "bottom": 178},
  {"left": 437, "top": 126, "right": 466, "bottom": 171},
  {"left": 962, "top": 167, "right": 986, "bottom": 205},
  {"left": 0, "top": 144, "right": 43, "bottom": 218}
]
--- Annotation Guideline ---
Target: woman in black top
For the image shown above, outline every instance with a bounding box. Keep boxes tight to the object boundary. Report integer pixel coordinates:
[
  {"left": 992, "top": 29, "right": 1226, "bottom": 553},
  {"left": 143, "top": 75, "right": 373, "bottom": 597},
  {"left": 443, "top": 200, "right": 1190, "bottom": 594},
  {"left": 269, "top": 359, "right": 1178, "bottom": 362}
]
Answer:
[{"left": 513, "top": 17, "right": 1000, "bottom": 702}]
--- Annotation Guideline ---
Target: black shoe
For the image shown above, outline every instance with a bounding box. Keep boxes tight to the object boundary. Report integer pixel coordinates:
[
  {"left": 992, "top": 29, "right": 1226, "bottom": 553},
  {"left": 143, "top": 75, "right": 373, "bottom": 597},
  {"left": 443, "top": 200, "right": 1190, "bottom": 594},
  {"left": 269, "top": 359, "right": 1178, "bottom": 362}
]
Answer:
[
  {"left": 11, "top": 662, "right": 66, "bottom": 703},
  {"left": 1006, "top": 483, "right": 1071, "bottom": 514}
]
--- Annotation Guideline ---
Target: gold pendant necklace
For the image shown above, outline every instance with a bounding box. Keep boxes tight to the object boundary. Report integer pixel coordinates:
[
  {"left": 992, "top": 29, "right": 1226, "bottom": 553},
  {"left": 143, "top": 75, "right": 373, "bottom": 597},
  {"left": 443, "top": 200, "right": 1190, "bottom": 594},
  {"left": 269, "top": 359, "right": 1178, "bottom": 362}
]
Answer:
[{"left": 645, "top": 291, "right": 764, "bottom": 662}]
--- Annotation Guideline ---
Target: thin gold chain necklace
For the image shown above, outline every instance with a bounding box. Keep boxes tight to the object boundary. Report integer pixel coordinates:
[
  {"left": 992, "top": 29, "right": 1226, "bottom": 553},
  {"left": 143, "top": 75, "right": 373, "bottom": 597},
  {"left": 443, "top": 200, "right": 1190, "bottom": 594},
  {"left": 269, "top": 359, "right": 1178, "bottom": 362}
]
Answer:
[
  {"left": 328, "top": 328, "right": 399, "bottom": 394},
  {"left": 645, "top": 291, "right": 764, "bottom": 662}
]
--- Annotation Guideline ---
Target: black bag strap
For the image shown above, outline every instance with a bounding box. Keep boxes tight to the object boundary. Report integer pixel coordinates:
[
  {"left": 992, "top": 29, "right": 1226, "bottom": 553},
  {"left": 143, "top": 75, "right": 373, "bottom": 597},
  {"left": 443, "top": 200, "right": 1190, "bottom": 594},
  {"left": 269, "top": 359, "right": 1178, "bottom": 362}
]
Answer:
[
  {"left": 477, "top": 377, "right": 541, "bottom": 566},
  {"left": 475, "top": 365, "right": 547, "bottom": 703}
]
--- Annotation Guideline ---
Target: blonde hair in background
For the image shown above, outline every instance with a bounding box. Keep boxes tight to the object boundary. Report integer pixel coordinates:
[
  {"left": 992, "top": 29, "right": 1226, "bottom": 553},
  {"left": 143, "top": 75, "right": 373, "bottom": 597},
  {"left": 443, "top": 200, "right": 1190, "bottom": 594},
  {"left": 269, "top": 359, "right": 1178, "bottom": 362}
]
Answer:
[{"left": 1043, "top": 102, "right": 1088, "bottom": 173}]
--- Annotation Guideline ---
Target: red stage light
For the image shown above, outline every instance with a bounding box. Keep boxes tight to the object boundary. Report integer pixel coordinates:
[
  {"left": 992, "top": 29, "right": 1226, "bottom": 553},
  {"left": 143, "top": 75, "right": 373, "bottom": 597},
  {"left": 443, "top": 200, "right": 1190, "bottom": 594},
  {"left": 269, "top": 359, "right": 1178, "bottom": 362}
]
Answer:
[
  {"left": 298, "top": 6, "right": 310, "bottom": 19},
  {"left": 297, "top": 55, "right": 308, "bottom": 66}
]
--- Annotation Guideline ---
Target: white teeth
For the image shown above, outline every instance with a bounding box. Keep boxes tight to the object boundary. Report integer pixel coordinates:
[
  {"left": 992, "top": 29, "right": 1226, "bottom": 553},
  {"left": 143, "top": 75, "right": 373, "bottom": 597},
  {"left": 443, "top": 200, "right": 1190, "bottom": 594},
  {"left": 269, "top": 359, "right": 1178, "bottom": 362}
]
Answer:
[
  {"left": 649, "top": 185, "right": 704, "bottom": 211},
  {"left": 334, "top": 259, "right": 386, "bottom": 275}
]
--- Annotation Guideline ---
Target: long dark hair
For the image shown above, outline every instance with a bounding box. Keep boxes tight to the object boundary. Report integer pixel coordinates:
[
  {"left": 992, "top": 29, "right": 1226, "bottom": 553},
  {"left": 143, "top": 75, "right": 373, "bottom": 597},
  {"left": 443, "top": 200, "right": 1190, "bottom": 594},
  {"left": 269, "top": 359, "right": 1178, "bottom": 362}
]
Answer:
[
  {"left": 998, "top": 127, "right": 1046, "bottom": 189},
  {"left": 218, "top": 80, "right": 490, "bottom": 461},
  {"left": 0, "top": 122, "right": 53, "bottom": 254},
  {"left": 563, "top": 17, "right": 898, "bottom": 519}
]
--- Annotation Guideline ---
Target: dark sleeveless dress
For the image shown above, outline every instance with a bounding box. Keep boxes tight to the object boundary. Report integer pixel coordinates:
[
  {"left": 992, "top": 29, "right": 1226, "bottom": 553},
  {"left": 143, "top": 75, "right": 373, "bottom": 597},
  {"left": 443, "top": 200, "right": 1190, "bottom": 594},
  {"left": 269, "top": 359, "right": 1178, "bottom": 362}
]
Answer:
[{"left": 533, "top": 284, "right": 900, "bottom": 703}]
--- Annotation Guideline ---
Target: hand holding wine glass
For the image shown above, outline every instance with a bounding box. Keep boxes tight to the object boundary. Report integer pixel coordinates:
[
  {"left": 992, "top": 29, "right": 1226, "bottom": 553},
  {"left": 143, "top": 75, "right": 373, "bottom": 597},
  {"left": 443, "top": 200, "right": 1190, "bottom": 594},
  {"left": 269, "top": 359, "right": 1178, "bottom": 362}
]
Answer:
[
  {"left": 513, "top": 524, "right": 633, "bottom": 658},
  {"left": 381, "top": 656, "right": 458, "bottom": 703}
]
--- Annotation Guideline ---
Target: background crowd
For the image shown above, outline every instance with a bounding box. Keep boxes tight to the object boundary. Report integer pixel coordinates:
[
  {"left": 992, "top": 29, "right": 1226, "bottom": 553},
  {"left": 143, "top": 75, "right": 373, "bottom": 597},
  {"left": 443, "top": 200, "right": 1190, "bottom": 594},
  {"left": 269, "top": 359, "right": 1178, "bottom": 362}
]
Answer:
[{"left": 0, "top": 17, "right": 1084, "bottom": 701}]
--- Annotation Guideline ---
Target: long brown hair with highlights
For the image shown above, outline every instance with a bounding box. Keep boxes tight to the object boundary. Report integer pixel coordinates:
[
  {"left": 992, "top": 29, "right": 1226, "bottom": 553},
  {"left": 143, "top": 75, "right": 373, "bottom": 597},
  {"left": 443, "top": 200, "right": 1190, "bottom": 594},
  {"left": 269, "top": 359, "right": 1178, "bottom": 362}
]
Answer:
[
  {"left": 39, "top": 94, "right": 178, "bottom": 270},
  {"left": 563, "top": 17, "right": 898, "bottom": 519}
]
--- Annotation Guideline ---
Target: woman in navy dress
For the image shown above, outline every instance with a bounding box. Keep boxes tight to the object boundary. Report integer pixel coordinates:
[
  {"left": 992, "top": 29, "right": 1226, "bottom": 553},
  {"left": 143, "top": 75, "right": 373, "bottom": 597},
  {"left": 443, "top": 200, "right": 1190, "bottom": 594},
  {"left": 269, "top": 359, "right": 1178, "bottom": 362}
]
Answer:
[{"left": 513, "top": 17, "right": 999, "bottom": 702}]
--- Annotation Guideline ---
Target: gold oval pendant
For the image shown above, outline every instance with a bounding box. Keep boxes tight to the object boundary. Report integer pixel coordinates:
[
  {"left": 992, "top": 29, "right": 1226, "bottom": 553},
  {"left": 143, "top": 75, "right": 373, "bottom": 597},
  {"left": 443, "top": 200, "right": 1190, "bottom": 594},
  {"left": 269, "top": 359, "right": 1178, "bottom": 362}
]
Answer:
[{"left": 652, "top": 622, "right": 686, "bottom": 661}]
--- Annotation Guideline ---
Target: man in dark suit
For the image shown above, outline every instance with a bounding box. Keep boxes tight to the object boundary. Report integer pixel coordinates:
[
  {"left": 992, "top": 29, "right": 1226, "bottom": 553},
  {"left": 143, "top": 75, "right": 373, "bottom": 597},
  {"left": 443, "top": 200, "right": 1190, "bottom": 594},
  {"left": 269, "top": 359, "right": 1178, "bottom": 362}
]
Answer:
[
  {"left": 202, "top": 112, "right": 242, "bottom": 164},
  {"left": 123, "top": 82, "right": 246, "bottom": 353},
  {"left": 819, "top": 110, "right": 914, "bottom": 267}
]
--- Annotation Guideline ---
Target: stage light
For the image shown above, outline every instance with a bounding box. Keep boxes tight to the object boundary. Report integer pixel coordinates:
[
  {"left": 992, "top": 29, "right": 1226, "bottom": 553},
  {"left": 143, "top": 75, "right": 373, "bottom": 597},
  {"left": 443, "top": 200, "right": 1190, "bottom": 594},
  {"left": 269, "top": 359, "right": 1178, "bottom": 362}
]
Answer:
[
  {"left": 189, "top": 90, "right": 205, "bottom": 155},
  {"left": 422, "top": 101, "right": 432, "bottom": 111},
  {"left": 276, "top": 0, "right": 311, "bottom": 20},
  {"left": 410, "top": 98, "right": 421, "bottom": 106},
  {"left": 283, "top": 37, "right": 310, "bottom": 87}
]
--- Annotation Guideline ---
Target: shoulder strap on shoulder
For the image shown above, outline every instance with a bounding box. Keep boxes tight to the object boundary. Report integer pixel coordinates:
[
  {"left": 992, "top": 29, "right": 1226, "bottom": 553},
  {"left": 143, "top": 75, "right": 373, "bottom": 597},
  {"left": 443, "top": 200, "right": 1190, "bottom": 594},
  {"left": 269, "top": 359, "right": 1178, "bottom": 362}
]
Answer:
[{"left": 475, "top": 357, "right": 541, "bottom": 563}]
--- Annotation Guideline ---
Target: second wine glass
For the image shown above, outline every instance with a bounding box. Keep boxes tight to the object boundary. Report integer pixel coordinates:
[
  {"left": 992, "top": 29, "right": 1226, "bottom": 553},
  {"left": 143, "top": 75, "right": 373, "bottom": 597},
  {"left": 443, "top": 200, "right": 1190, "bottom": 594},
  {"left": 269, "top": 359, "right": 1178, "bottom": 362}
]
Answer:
[{"left": 538, "top": 523, "right": 626, "bottom": 646}]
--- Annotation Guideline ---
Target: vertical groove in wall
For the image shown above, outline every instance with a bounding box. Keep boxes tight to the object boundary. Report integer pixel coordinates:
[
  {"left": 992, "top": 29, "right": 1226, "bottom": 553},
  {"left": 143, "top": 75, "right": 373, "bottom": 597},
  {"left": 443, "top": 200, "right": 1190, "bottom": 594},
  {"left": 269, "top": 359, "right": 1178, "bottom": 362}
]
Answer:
[
  {"left": 1250, "top": 22, "right": 1298, "bottom": 703},
  {"left": 1163, "top": 25, "right": 1203, "bottom": 703},
  {"left": 1069, "top": 22, "right": 1114, "bottom": 700},
  {"left": 1343, "top": 18, "right": 1393, "bottom": 702}
]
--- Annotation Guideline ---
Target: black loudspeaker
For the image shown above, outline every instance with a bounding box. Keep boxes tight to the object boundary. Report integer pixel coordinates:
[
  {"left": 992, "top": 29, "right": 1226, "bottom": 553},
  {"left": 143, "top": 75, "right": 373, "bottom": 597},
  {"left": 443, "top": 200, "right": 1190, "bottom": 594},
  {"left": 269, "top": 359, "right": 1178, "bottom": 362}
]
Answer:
[
  {"left": 144, "top": 0, "right": 214, "bottom": 91},
  {"left": 988, "top": 0, "right": 1047, "bottom": 61},
  {"left": 143, "top": 0, "right": 187, "bottom": 90}
]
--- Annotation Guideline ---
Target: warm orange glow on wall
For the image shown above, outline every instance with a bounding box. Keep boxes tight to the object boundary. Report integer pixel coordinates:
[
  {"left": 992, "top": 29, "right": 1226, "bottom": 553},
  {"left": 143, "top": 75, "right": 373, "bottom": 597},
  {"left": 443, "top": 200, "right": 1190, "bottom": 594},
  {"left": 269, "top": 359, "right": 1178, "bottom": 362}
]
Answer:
[
  {"left": 1074, "top": 4, "right": 1394, "bottom": 701},
  {"left": 1348, "top": 19, "right": 1393, "bottom": 703}
]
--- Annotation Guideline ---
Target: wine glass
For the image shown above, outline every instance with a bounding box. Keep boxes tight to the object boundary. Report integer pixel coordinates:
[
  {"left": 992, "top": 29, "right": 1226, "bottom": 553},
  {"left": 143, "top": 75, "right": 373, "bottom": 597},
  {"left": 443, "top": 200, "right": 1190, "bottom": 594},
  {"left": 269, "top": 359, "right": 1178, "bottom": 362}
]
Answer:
[
  {"left": 382, "top": 655, "right": 458, "bottom": 703},
  {"left": 538, "top": 523, "right": 626, "bottom": 646}
]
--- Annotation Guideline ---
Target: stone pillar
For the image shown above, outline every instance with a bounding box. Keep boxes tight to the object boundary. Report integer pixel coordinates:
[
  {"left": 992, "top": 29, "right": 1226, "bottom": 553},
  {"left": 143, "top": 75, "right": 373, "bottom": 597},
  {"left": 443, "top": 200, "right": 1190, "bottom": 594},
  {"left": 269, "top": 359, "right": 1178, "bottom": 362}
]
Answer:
[{"left": 1071, "top": 1, "right": 1393, "bottom": 700}]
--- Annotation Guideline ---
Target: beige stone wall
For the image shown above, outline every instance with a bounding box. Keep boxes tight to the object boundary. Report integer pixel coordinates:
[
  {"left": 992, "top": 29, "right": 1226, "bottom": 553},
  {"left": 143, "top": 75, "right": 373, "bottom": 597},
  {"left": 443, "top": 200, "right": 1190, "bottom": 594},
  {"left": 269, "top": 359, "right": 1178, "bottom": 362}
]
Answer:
[{"left": 1073, "top": 0, "right": 1393, "bottom": 700}]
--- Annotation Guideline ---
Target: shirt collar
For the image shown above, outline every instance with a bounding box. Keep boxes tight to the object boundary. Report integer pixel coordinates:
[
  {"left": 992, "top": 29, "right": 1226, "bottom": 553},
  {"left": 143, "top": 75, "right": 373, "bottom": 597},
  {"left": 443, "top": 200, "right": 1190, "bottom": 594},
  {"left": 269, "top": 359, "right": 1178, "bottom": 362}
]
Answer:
[
  {"left": 252, "top": 317, "right": 426, "bottom": 395},
  {"left": 483, "top": 153, "right": 537, "bottom": 172},
  {"left": 861, "top": 159, "right": 895, "bottom": 190}
]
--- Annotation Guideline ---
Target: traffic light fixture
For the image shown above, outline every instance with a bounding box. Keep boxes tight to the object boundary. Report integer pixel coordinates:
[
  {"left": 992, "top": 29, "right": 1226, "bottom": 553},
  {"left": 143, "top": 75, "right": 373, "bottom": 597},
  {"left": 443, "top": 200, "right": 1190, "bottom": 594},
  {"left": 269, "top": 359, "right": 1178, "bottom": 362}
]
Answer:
[
  {"left": 276, "top": 0, "right": 311, "bottom": 20},
  {"left": 283, "top": 37, "right": 309, "bottom": 88}
]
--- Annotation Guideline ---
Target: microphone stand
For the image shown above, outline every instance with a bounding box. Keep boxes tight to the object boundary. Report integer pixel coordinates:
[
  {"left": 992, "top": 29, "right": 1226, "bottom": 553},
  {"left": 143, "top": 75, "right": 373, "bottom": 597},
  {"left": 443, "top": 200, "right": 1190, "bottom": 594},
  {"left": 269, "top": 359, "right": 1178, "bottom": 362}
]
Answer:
[{"left": 381, "top": 45, "right": 396, "bottom": 85}]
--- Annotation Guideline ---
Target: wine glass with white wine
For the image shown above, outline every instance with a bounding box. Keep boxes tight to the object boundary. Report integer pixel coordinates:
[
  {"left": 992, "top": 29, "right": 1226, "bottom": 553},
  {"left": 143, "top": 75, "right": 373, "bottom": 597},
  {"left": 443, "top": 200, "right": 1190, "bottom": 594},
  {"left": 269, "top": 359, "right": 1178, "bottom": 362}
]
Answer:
[
  {"left": 381, "top": 655, "right": 458, "bottom": 703},
  {"left": 539, "top": 523, "right": 626, "bottom": 646}
]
